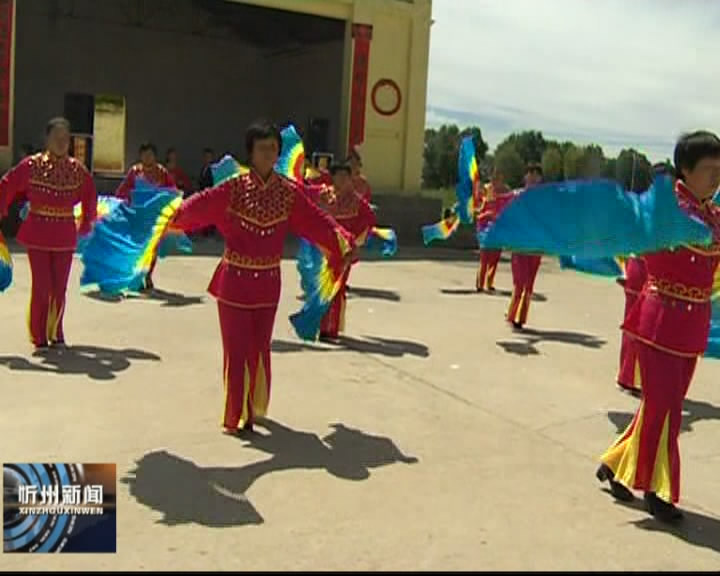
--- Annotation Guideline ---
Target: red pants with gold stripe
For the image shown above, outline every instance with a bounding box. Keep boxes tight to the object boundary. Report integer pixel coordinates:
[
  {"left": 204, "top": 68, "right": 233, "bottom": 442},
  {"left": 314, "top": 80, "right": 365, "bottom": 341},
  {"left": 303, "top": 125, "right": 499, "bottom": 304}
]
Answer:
[
  {"left": 477, "top": 250, "right": 501, "bottom": 290},
  {"left": 320, "top": 268, "right": 351, "bottom": 338},
  {"left": 507, "top": 253, "right": 542, "bottom": 326},
  {"left": 27, "top": 249, "right": 74, "bottom": 347},
  {"left": 601, "top": 340, "right": 696, "bottom": 503},
  {"left": 217, "top": 301, "right": 276, "bottom": 430},
  {"left": 617, "top": 291, "right": 641, "bottom": 391}
]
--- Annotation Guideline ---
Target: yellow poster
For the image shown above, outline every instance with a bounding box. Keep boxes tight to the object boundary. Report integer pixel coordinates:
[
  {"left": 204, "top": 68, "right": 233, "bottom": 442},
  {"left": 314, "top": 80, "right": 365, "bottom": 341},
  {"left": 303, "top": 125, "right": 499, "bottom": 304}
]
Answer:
[{"left": 92, "top": 94, "right": 126, "bottom": 174}]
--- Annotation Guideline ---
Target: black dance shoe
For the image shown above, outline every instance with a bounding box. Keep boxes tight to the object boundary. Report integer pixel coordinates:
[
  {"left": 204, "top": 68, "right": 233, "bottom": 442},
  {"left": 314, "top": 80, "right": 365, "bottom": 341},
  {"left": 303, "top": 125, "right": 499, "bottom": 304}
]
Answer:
[
  {"left": 596, "top": 464, "right": 634, "bottom": 502},
  {"left": 644, "top": 492, "right": 683, "bottom": 523}
]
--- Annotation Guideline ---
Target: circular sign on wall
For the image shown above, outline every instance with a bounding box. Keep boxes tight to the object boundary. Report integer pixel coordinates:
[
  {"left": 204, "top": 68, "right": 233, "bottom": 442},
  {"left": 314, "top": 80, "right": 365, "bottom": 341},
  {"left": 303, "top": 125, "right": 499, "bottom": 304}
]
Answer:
[{"left": 371, "top": 79, "right": 402, "bottom": 117}]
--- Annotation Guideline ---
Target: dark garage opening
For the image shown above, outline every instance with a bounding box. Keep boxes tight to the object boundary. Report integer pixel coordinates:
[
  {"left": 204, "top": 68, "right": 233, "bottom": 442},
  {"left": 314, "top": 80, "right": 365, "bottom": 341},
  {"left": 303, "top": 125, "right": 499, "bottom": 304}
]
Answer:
[{"left": 14, "top": 0, "right": 346, "bottom": 189}]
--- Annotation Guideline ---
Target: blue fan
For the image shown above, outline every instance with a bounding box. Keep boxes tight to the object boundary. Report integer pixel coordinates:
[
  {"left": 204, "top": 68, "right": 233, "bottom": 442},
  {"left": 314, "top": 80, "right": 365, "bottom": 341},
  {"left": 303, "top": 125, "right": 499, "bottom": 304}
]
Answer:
[{"left": 479, "top": 176, "right": 711, "bottom": 258}]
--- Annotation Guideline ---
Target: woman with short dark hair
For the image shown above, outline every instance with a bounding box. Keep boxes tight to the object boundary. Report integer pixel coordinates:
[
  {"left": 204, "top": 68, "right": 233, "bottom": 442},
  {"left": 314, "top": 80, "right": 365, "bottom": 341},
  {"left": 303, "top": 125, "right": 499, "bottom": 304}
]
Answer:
[
  {"left": 0, "top": 117, "right": 97, "bottom": 350},
  {"left": 597, "top": 130, "right": 720, "bottom": 523},
  {"left": 115, "top": 142, "right": 177, "bottom": 291},
  {"left": 171, "top": 119, "right": 354, "bottom": 435},
  {"left": 165, "top": 148, "right": 192, "bottom": 194}
]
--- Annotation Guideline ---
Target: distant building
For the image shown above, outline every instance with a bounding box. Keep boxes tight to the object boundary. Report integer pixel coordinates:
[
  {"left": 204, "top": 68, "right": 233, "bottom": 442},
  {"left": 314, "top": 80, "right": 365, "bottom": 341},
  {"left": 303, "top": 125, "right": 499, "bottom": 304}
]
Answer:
[{"left": 0, "top": 0, "right": 432, "bottom": 191}]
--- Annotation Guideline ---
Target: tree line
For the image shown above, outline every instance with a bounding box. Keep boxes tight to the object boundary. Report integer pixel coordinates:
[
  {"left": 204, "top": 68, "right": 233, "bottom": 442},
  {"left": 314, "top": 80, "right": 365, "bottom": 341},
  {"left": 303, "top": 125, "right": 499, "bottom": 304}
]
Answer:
[{"left": 422, "top": 126, "right": 673, "bottom": 191}]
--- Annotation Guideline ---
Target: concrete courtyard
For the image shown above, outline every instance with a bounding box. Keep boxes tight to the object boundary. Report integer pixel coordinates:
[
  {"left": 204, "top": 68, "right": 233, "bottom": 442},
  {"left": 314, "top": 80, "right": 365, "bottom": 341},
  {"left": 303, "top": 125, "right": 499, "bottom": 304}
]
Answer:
[{"left": 1, "top": 242, "right": 720, "bottom": 570}]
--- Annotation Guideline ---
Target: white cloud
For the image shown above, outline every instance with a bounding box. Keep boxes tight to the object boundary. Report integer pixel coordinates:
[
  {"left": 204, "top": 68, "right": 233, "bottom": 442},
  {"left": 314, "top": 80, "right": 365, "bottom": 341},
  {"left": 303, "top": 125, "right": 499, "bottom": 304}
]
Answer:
[{"left": 427, "top": 0, "right": 720, "bottom": 160}]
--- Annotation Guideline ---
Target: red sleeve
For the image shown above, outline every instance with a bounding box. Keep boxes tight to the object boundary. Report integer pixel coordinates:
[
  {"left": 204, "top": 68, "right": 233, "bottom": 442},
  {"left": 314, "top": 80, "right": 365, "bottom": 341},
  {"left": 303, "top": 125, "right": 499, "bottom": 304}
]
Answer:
[
  {"left": 288, "top": 185, "right": 354, "bottom": 271},
  {"left": 115, "top": 168, "right": 136, "bottom": 201},
  {"left": 0, "top": 159, "right": 31, "bottom": 217},
  {"left": 354, "top": 198, "right": 377, "bottom": 245},
  {"left": 78, "top": 168, "right": 98, "bottom": 236},
  {"left": 362, "top": 182, "right": 372, "bottom": 203},
  {"left": 302, "top": 182, "right": 327, "bottom": 203},
  {"left": 164, "top": 169, "right": 177, "bottom": 190},
  {"left": 179, "top": 169, "right": 192, "bottom": 193},
  {"left": 172, "top": 180, "right": 231, "bottom": 232}
]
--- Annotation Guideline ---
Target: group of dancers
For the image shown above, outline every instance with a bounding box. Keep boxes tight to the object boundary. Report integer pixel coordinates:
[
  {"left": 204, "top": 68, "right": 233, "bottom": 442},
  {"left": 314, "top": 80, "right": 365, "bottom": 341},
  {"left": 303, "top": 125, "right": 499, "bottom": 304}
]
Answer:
[
  {"left": 0, "top": 117, "right": 383, "bottom": 436},
  {"left": 422, "top": 129, "right": 720, "bottom": 524},
  {"left": 2, "top": 115, "right": 720, "bottom": 527}
]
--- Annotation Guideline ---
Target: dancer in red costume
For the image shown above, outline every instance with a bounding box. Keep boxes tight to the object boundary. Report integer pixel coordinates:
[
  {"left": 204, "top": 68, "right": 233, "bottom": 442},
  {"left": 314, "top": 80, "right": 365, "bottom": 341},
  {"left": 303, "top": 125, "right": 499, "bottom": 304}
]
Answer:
[
  {"left": 165, "top": 148, "right": 193, "bottom": 193},
  {"left": 616, "top": 257, "right": 647, "bottom": 395},
  {"left": 116, "top": 142, "right": 177, "bottom": 291},
  {"left": 506, "top": 164, "right": 544, "bottom": 330},
  {"left": 476, "top": 168, "right": 513, "bottom": 292},
  {"left": 598, "top": 131, "right": 720, "bottom": 523},
  {"left": 0, "top": 117, "right": 97, "bottom": 350},
  {"left": 171, "top": 120, "right": 354, "bottom": 435},
  {"left": 348, "top": 146, "right": 372, "bottom": 203},
  {"left": 309, "top": 163, "right": 376, "bottom": 342},
  {"left": 617, "top": 163, "right": 676, "bottom": 396}
]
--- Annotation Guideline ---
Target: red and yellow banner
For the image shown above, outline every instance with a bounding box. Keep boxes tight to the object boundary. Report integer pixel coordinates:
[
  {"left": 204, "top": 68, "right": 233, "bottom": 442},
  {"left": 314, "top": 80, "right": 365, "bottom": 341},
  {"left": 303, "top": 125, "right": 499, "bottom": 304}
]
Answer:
[
  {"left": 348, "top": 24, "right": 372, "bottom": 153},
  {"left": 0, "top": 0, "right": 13, "bottom": 147}
]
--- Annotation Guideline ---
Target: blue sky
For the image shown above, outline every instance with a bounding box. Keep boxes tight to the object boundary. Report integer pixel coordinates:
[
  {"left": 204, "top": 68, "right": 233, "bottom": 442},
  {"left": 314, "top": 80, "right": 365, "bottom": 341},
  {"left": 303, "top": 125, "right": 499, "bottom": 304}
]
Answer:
[{"left": 426, "top": 0, "right": 720, "bottom": 160}]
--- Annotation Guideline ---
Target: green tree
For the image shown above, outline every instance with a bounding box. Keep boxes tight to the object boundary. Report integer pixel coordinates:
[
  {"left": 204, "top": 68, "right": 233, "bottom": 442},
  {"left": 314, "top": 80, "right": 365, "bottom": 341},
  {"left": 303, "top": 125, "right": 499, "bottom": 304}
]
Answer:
[
  {"left": 563, "top": 144, "right": 583, "bottom": 180},
  {"left": 603, "top": 157, "right": 617, "bottom": 180},
  {"left": 422, "top": 128, "right": 441, "bottom": 188},
  {"left": 497, "top": 130, "right": 547, "bottom": 164},
  {"left": 422, "top": 124, "right": 488, "bottom": 189},
  {"left": 541, "top": 146, "right": 564, "bottom": 182},
  {"left": 479, "top": 153, "right": 494, "bottom": 182},
  {"left": 616, "top": 148, "right": 653, "bottom": 191},
  {"left": 422, "top": 124, "right": 460, "bottom": 188},
  {"left": 463, "top": 126, "right": 489, "bottom": 161},
  {"left": 494, "top": 143, "right": 525, "bottom": 188},
  {"left": 580, "top": 144, "right": 606, "bottom": 178}
]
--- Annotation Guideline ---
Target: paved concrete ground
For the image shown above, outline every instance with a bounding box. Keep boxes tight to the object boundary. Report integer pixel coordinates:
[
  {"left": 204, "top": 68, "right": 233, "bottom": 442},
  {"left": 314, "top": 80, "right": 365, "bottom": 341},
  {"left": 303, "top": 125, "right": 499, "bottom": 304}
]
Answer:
[{"left": 2, "top": 243, "right": 720, "bottom": 570}]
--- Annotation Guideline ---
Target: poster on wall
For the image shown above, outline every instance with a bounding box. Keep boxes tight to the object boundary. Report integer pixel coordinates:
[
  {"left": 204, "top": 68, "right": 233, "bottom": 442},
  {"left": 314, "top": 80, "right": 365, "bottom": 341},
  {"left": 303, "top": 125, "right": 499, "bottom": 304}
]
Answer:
[
  {"left": 0, "top": 0, "right": 13, "bottom": 148},
  {"left": 92, "top": 94, "right": 126, "bottom": 174}
]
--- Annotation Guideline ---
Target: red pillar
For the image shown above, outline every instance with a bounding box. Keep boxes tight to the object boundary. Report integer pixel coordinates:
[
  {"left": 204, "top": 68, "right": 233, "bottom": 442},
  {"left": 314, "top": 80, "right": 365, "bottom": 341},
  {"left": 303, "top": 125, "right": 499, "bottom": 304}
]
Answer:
[
  {"left": 0, "top": 0, "right": 13, "bottom": 148},
  {"left": 348, "top": 23, "right": 372, "bottom": 153}
]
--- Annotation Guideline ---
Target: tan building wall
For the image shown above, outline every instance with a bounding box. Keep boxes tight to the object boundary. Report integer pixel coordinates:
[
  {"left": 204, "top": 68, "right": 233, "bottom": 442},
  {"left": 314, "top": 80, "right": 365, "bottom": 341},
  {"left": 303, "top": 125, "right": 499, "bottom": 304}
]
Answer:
[
  {"left": 1, "top": 0, "right": 432, "bottom": 191},
  {"left": 240, "top": 0, "right": 432, "bottom": 191}
]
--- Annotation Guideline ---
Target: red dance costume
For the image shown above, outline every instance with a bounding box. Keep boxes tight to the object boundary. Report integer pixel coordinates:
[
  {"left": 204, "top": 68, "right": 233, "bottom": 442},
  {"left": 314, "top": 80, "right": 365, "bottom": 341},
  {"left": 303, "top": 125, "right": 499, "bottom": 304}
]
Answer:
[
  {"left": 168, "top": 166, "right": 193, "bottom": 194},
  {"left": 115, "top": 162, "right": 176, "bottom": 201},
  {"left": 305, "top": 167, "right": 333, "bottom": 187},
  {"left": 617, "top": 257, "right": 647, "bottom": 392},
  {"left": 507, "top": 253, "right": 542, "bottom": 327},
  {"left": 0, "top": 153, "right": 97, "bottom": 346},
  {"left": 172, "top": 169, "right": 353, "bottom": 431},
  {"left": 116, "top": 162, "right": 177, "bottom": 282},
  {"left": 352, "top": 173, "right": 372, "bottom": 203},
  {"left": 476, "top": 181, "right": 514, "bottom": 291},
  {"left": 601, "top": 181, "right": 720, "bottom": 504},
  {"left": 309, "top": 183, "right": 376, "bottom": 338}
]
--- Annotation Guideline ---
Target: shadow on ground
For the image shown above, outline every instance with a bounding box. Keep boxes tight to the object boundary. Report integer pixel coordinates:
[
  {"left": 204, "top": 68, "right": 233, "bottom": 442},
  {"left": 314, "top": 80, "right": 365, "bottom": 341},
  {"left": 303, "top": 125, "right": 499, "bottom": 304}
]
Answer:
[
  {"left": 497, "top": 327, "right": 606, "bottom": 356},
  {"left": 605, "top": 493, "right": 720, "bottom": 555},
  {"left": 272, "top": 335, "right": 429, "bottom": 358},
  {"left": 607, "top": 398, "right": 720, "bottom": 435},
  {"left": 121, "top": 420, "right": 418, "bottom": 527},
  {"left": 440, "top": 287, "right": 548, "bottom": 302},
  {"left": 83, "top": 289, "right": 204, "bottom": 308},
  {"left": 0, "top": 345, "right": 161, "bottom": 381},
  {"left": 346, "top": 285, "right": 401, "bottom": 302}
]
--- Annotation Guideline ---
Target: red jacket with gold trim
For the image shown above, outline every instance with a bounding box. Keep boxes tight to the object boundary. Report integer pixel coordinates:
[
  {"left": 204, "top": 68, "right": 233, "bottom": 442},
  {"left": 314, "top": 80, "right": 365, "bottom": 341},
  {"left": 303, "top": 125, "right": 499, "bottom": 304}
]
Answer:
[
  {"left": 0, "top": 152, "right": 97, "bottom": 250},
  {"left": 623, "top": 181, "right": 720, "bottom": 356},
  {"left": 116, "top": 162, "right": 176, "bottom": 201},
  {"left": 307, "top": 182, "right": 376, "bottom": 246},
  {"left": 352, "top": 174, "right": 372, "bottom": 203},
  {"left": 172, "top": 169, "right": 353, "bottom": 308},
  {"left": 624, "top": 257, "right": 647, "bottom": 296},
  {"left": 475, "top": 181, "right": 514, "bottom": 230}
]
